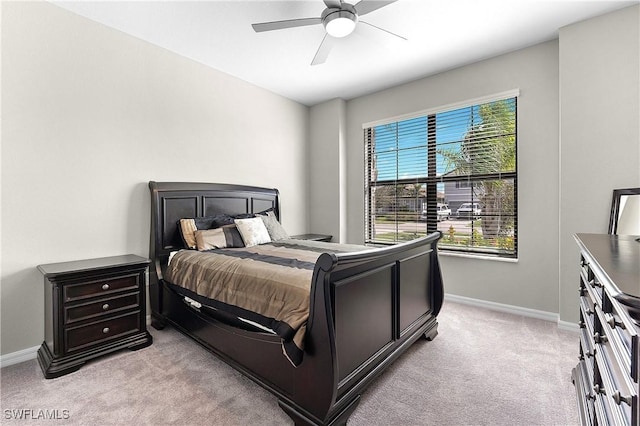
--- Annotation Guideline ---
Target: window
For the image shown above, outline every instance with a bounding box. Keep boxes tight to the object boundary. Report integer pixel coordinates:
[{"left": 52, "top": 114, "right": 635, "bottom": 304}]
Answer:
[{"left": 364, "top": 94, "right": 517, "bottom": 258}]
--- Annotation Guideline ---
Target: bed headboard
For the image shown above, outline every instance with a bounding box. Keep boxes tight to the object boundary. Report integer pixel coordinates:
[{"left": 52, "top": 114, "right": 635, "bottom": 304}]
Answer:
[{"left": 148, "top": 181, "right": 280, "bottom": 285}]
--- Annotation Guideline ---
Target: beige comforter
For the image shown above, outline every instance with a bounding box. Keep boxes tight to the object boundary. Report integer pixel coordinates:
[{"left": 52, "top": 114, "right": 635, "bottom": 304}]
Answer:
[{"left": 164, "top": 240, "right": 365, "bottom": 366}]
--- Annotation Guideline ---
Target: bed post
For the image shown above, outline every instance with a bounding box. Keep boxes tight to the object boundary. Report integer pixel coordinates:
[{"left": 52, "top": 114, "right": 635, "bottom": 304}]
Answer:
[
  {"left": 424, "top": 244, "right": 444, "bottom": 341},
  {"left": 148, "top": 181, "right": 166, "bottom": 329}
]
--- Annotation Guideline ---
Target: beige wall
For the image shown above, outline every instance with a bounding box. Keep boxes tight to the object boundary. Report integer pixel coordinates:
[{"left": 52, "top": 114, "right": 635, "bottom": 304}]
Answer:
[
  {"left": 343, "top": 41, "right": 562, "bottom": 315},
  {"left": 559, "top": 5, "right": 640, "bottom": 322},
  {"left": 1, "top": 2, "right": 309, "bottom": 355},
  {"left": 308, "top": 98, "right": 347, "bottom": 242}
]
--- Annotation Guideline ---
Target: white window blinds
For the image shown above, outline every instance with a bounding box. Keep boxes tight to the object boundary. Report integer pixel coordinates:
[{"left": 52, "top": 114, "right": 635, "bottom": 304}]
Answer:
[{"left": 365, "top": 96, "right": 517, "bottom": 258}]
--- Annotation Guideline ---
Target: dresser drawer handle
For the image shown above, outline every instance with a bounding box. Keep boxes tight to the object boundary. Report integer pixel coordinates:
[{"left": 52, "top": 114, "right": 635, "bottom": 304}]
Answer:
[
  {"left": 102, "top": 283, "right": 110, "bottom": 291},
  {"left": 612, "top": 390, "right": 632, "bottom": 406},
  {"left": 593, "top": 332, "right": 608, "bottom": 344},
  {"left": 102, "top": 304, "right": 110, "bottom": 311},
  {"left": 607, "top": 316, "right": 625, "bottom": 330},
  {"left": 102, "top": 327, "right": 110, "bottom": 334},
  {"left": 593, "top": 384, "right": 604, "bottom": 395}
]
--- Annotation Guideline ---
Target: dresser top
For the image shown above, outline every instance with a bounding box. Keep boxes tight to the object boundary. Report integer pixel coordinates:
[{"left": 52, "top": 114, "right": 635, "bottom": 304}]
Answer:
[
  {"left": 575, "top": 233, "right": 640, "bottom": 301},
  {"left": 38, "top": 254, "right": 150, "bottom": 277}
]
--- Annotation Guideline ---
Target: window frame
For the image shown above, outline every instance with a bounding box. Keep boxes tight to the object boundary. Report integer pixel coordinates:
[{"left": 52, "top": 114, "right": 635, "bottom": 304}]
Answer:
[{"left": 363, "top": 90, "right": 519, "bottom": 259}]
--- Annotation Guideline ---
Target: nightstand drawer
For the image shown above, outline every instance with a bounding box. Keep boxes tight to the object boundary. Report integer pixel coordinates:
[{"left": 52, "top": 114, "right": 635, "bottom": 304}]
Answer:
[
  {"left": 64, "top": 274, "right": 139, "bottom": 302},
  {"left": 65, "top": 311, "right": 141, "bottom": 353},
  {"left": 64, "top": 292, "right": 140, "bottom": 325}
]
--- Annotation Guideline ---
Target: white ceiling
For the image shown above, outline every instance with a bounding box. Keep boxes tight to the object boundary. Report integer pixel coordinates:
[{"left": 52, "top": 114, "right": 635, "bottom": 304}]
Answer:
[{"left": 53, "top": 0, "right": 638, "bottom": 106}]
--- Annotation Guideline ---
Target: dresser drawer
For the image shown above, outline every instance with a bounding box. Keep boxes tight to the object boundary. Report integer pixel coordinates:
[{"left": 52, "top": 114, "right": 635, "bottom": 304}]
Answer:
[
  {"left": 65, "top": 311, "right": 141, "bottom": 353},
  {"left": 593, "top": 347, "right": 635, "bottom": 425},
  {"left": 580, "top": 330, "right": 596, "bottom": 373},
  {"left": 574, "top": 362, "right": 596, "bottom": 426},
  {"left": 63, "top": 274, "right": 139, "bottom": 302},
  {"left": 581, "top": 295, "right": 597, "bottom": 331},
  {"left": 64, "top": 292, "right": 140, "bottom": 325},
  {"left": 602, "top": 293, "right": 639, "bottom": 381},
  {"left": 581, "top": 256, "right": 603, "bottom": 303}
]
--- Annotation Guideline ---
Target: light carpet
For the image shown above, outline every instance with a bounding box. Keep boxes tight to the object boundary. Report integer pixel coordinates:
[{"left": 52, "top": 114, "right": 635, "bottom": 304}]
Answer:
[{"left": 0, "top": 301, "right": 579, "bottom": 425}]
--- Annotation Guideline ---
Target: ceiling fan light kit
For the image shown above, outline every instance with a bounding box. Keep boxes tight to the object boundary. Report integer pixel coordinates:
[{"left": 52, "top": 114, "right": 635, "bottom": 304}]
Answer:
[
  {"left": 252, "top": 0, "right": 400, "bottom": 65},
  {"left": 323, "top": 6, "right": 358, "bottom": 38}
]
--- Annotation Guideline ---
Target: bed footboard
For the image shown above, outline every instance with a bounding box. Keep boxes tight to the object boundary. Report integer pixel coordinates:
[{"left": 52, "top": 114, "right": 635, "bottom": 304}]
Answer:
[
  {"left": 148, "top": 181, "right": 443, "bottom": 426},
  {"left": 284, "top": 231, "right": 443, "bottom": 425}
]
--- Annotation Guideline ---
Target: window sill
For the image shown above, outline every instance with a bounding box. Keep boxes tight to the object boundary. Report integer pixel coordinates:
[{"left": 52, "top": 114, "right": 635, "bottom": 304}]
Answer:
[{"left": 438, "top": 250, "right": 519, "bottom": 263}]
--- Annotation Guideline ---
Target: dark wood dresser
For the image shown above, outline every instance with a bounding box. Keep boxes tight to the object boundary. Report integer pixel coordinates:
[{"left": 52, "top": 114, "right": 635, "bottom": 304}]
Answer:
[
  {"left": 37, "top": 254, "right": 153, "bottom": 378},
  {"left": 573, "top": 234, "right": 640, "bottom": 425}
]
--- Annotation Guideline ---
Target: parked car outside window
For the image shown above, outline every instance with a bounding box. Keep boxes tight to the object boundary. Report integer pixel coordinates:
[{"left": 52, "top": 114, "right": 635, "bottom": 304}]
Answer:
[
  {"left": 421, "top": 203, "right": 451, "bottom": 222},
  {"left": 456, "top": 203, "right": 481, "bottom": 219}
]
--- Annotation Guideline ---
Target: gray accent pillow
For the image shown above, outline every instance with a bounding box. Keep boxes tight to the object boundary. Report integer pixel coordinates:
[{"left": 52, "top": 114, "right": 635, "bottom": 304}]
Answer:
[{"left": 260, "top": 211, "right": 289, "bottom": 241}]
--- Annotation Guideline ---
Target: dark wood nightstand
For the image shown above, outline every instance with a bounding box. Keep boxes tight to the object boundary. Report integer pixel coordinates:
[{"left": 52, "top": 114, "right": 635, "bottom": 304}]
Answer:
[
  {"left": 37, "top": 254, "right": 153, "bottom": 379},
  {"left": 290, "top": 233, "right": 333, "bottom": 242}
]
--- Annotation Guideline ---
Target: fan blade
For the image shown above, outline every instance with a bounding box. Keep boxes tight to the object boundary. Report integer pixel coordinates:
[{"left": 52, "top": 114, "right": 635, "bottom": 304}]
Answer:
[
  {"left": 354, "top": 0, "right": 397, "bottom": 16},
  {"left": 323, "top": 0, "right": 342, "bottom": 8},
  {"left": 360, "top": 21, "right": 407, "bottom": 41},
  {"left": 252, "top": 17, "right": 322, "bottom": 33},
  {"left": 311, "top": 34, "right": 335, "bottom": 65}
]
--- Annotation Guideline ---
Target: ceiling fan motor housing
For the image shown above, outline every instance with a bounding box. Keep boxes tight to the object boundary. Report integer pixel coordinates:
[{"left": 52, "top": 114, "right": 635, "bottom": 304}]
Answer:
[{"left": 322, "top": 3, "right": 358, "bottom": 38}]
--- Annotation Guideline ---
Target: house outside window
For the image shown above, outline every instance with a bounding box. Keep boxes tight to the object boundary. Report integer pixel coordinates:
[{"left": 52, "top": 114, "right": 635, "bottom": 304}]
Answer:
[{"left": 364, "top": 92, "right": 518, "bottom": 258}]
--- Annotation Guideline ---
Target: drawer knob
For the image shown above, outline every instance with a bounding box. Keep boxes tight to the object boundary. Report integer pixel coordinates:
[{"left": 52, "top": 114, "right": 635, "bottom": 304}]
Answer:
[
  {"left": 593, "top": 384, "right": 604, "bottom": 395},
  {"left": 593, "top": 332, "right": 608, "bottom": 344},
  {"left": 102, "top": 304, "right": 110, "bottom": 311},
  {"left": 612, "top": 390, "right": 632, "bottom": 406},
  {"left": 102, "top": 283, "right": 110, "bottom": 290},
  {"left": 607, "top": 317, "right": 625, "bottom": 330},
  {"left": 102, "top": 327, "right": 110, "bottom": 334}
]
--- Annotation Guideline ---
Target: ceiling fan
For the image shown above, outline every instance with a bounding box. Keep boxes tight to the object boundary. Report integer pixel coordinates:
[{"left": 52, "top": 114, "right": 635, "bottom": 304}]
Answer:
[{"left": 251, "top": 0, "right": 405, "bottom": 65}]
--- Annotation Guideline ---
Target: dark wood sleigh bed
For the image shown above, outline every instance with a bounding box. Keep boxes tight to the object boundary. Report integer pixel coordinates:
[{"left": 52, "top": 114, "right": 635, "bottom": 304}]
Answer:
[{"left": 148, "top": 181, "right": 444, "bottom": 425}]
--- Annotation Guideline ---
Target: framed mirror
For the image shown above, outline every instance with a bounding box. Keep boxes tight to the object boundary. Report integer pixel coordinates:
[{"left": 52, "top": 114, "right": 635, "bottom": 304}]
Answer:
[{"left": 609, "top": 187, "right": 640, "bottom": 235}]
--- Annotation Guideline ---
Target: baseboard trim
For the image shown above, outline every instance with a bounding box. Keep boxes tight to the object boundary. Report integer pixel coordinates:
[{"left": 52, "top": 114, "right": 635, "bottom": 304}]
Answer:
[
  {"left": 444, "top": 293, "right": 579, "bottom": 332},
  {"left": 1, "top": 315, "right": 153, "bottom": 369},
  {"left": 0, "top": 344, "right": 40, "bottom": 368},
  {"left": 557, "top": 319, "right": 580, "bottom": 332}
]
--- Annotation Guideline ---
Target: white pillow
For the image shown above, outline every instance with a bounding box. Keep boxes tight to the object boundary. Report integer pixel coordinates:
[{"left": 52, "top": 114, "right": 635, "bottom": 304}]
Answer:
[{"left": 234, "top": 217, "right": 272, "bottom": 247}]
